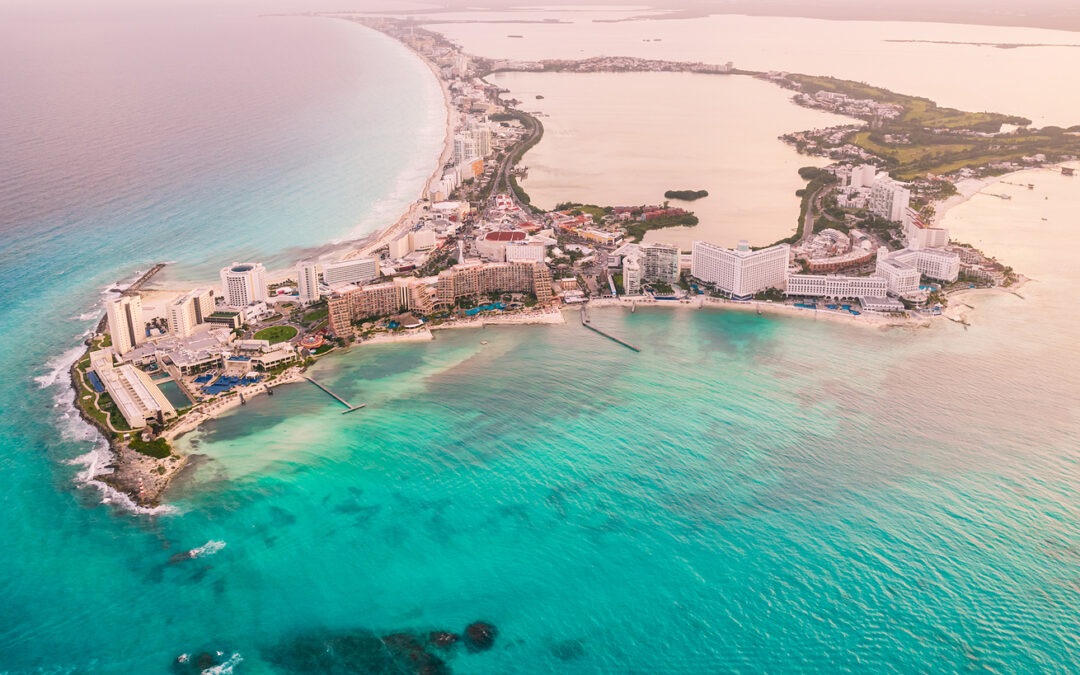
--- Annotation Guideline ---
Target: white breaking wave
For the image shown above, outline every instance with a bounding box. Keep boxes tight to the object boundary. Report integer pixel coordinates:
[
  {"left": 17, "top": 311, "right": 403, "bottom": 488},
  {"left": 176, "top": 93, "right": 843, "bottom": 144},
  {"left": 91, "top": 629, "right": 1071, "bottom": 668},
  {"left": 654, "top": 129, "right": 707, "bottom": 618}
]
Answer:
[
  {"left": 189, "top": 540, "right": 227, "bottom": 558},
  {"left": 66, "top": 444, "right": 176, "bottom": 516},
  {"left": 201, "top": 652, "right": 243, "bottom": 674},
  {"left": 38, "top": 339, "right": 175, "bottom": 516},
  {"left": 34, "top": 345, "right": 85, "bottom": 390},
  {"left": 38, "top": 271, "right": 183, "bottom": 516}
]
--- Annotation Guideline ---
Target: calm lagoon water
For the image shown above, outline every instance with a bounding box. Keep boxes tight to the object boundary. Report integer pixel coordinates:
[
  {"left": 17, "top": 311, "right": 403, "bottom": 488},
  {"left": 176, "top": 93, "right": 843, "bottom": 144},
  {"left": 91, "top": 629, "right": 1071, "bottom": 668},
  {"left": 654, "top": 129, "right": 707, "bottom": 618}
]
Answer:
[
  {"left": 488, "top": 70, "right": 851, "bottom": 248},
  {"left": 432, "top": 11, "right": 1080, "bottom": 127}
]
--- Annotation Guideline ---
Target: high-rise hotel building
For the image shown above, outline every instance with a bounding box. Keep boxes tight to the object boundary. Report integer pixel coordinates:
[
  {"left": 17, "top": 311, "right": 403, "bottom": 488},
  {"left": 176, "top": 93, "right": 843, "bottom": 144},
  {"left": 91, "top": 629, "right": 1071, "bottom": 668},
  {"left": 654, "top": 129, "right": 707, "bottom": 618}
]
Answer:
[
  {"left": 106, "top": 295, "right": 145, "bottom": 356},
  {"left": 167, "top": 288, "right": 215, "bottom": 338},
  {"left": 219, "top": 262, "right": 267, "bottom": 308},
  {"left": 690, "top": 240, "right": 790, "bottom": 300},
  {"left": 296, "top": 262, "right": 321, "bottom": 305}
]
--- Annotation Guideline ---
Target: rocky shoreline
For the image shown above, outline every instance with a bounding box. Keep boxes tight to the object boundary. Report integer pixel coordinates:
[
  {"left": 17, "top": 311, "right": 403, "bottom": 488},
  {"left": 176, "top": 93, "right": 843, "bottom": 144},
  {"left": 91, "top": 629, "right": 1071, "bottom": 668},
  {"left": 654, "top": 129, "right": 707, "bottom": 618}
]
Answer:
[{"left": 67, "top": 348, "right": 188, "bottom": 508}]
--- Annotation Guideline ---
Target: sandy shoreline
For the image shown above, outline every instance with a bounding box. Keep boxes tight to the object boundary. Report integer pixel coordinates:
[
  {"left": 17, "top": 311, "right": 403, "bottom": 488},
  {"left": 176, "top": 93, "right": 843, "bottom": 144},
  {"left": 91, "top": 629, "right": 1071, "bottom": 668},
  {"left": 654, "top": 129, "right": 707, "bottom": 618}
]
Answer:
[
  {"left": 584, "top": 296, "right": 932, "bottom": 329},
  {"left": 341, "top": 31, "right": 457, "bottom": 263},
  {"left": 931, "top": 163, "right": 1070, "bottom": 226},
  {"left": 430, "top": 307, "right": 567, "bottom": 330}
]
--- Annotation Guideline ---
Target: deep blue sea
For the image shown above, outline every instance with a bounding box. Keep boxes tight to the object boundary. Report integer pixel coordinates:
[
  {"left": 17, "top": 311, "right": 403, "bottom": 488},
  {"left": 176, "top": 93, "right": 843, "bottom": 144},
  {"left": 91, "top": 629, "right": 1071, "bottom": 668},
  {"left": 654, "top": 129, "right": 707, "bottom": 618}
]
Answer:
[{"left": 3, "top": 5, "right": 1080, "bottom": 674}]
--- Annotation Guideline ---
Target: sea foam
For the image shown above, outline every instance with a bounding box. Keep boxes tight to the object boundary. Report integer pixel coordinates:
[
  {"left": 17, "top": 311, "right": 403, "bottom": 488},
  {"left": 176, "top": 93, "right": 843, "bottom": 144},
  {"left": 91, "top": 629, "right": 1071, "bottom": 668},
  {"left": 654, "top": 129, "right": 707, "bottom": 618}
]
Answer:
[
  {"left": 189, "top": 540, "right": 227, "bottom": 558},
  {"left": 200, "top": 652, "right": 242, "bottom": 674}
]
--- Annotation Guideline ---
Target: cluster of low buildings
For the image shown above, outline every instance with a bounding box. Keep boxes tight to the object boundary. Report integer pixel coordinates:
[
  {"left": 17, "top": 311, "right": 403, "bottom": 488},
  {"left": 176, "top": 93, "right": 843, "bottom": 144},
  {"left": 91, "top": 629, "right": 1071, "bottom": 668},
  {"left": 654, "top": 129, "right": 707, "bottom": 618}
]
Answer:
[
  {"left": 791, "top": 89, "right": 904, "bottom": 121},
  {"left": 487, "top": 55, "right": 735, "bottom": 75}
]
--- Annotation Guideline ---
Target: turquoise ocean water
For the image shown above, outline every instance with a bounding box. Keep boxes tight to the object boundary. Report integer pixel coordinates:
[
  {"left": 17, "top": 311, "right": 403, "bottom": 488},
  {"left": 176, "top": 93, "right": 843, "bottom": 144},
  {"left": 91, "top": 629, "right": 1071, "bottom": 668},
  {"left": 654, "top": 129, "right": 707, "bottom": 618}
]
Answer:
[{"left": 4, "top": 6, "right": 1080, "bottom": 674}]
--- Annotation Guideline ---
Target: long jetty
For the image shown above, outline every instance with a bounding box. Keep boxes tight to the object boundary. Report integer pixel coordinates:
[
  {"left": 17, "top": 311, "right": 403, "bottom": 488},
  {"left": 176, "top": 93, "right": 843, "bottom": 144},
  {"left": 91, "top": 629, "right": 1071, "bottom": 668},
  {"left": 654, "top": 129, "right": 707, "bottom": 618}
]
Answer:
[
  {"left": 122, "top": 263, "right": 167, "bottom": 296},
  {"left": 95, "top": 262, "right": 169, "bottom": 333},
  {"left": 304, "top": 376, "right": 366, "bottom": 414},
  {"left": 580, "top": 306, "right": 641, "bottom": 352}
]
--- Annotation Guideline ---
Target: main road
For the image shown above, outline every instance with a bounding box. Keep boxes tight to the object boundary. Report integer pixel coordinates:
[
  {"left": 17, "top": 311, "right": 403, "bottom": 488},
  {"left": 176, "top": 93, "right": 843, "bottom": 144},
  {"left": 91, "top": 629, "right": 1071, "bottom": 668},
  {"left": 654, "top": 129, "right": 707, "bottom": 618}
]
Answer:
[{"left": 488, "top": 109, "right": 543, "bottom": 209}]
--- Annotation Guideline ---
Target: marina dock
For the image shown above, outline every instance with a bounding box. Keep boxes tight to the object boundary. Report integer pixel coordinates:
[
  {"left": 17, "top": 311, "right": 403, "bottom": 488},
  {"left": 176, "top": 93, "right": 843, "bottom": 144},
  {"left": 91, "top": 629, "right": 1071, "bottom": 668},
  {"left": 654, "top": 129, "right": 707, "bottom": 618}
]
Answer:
[
  {"left": 580, "top": 306, "right": 641, "bottom": 352},
  {"left": 303, "top": 376, "right": 366, "bottom": 414}
]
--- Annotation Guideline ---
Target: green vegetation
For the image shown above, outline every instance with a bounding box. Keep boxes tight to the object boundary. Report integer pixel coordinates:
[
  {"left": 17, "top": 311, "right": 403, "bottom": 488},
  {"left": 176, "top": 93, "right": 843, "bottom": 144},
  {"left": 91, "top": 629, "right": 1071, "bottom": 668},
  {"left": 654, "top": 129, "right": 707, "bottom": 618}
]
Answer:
[
  {"left": 664, "top": 189, "right": 708, "bottom": 201},
  {"left": 649, "top": 282, "right": 674, "bottom": 295},
  {"left": 624, "top": 213, "right": 699, "bottom": 243},
  {"left": 797, "top": 167, "right": 827, "bottom": 180},
  {"left": 129, "top": 437, "right": 171, "bottom": 459},
  {"left": 554, "top": 202, "right": 612, "bottom": 223},
  {"left": 486, "top": 108, "right": 546, "bottom": 209},
  {"left": 754, "top": 287, "right": 786, "bottom": 302},
  {"left": 783, "top": 73, "right": 1080, "bottom": 180},
  {"left": 509, "top": 174, "right": 532, "bottom": 208},
  {"left": 787, "top": 74, "right": 1029, "bottom": 131},
  {"left": 252, "top": 325, "right": 297, "bottom": 344},
  {"left": 302, "top": 307, "right": 328, "bottom": 323},
  {"left": 416, "top": 245, "right": 455, "bottom": 277},
  {"left": 765, "top": 172, "right": 838, "bottom": 247}
]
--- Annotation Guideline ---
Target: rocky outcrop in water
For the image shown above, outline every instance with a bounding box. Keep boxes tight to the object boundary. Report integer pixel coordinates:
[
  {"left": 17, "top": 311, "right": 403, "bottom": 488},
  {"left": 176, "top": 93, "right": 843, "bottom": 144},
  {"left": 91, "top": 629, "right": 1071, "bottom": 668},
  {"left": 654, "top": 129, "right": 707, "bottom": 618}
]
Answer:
[
  {"left": 464, "top": 621, "right": 498, "bottom": 652},
  {"left": 428, "top": 631, "right": 460, "bottom": 648}
]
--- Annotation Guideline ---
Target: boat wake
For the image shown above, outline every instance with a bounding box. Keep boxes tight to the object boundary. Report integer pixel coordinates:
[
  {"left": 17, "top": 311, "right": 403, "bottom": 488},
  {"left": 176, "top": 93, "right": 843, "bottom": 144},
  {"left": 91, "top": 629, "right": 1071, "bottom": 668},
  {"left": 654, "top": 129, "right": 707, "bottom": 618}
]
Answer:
[
  {"left": 201, "top": 652, "right": 243, "bottom": 674},
  {"left": 189, "top": 540, "right": 227, "bottom": 559}
]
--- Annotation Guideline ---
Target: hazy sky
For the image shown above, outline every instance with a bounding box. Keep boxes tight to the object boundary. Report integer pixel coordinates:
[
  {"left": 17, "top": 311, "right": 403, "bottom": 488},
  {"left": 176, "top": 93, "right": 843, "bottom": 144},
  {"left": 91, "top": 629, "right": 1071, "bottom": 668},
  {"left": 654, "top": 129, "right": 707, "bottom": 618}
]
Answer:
[{"left": 3, "top": 0, "right": 1078, "bottom": 32}]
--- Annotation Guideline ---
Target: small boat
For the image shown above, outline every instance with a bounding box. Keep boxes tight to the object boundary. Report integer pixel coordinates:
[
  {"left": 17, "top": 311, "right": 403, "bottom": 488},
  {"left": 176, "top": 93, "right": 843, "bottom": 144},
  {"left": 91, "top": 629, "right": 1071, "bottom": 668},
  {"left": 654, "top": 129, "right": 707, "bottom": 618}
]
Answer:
[{"left": 480, "top": 340, "right": 488, "bottom": 345}]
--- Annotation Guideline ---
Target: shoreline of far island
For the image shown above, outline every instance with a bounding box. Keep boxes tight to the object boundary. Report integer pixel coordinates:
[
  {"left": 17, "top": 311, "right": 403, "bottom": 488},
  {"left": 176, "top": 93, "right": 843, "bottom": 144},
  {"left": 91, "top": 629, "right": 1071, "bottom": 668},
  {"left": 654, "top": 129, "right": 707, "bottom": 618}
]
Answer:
[{"left": 65, "top": 14, "right": 1069, "bottom": 511}]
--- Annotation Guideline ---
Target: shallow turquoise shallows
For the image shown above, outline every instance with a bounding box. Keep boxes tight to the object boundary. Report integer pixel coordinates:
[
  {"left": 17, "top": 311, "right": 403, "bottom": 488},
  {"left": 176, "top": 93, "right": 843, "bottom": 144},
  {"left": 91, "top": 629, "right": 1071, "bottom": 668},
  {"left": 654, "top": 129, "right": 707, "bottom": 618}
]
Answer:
[{"left": 4, "top": 7, "right": 1080, "bottom": 675}]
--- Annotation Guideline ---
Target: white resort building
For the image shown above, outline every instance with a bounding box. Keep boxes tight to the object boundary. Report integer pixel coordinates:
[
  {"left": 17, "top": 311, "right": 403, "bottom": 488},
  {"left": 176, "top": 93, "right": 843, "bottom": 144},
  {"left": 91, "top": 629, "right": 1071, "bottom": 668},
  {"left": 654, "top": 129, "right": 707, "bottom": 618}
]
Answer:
[
  {"left": 167, "top": 288, "right": 215, "bottom": 338},
  {"left": 642, "top": 243, "right": 681, "bottom": 285},
  {"left": 220, "top": 262, "right": 267, "bottom": 308},
  {"left": 89, "top": 350, "right": 176, "bottom": 429},
  {"left": 876, "top": 246, "right": 961, "bottom": 297},
  {"left": 691, "top": 240, "right": 790, "bottom": 300},
  {"left": 622, "top": 253, "right": 643, "bottom": 295},
  {"left": 903, "top": 208, "right": 950, "bottom": 250},
  {"left": 869, "top": 177, "right": 911, "bottom": 222},
  {"left": 296, "top": 262, "right": 321, "bottom": 305},
  {"left": 322, "top": 258, "right": 379, "bottom": 288},
  {"left": 785, "top": 273, "right": 888, "bottom": 299},
  {"left": 106, "top": 295, "right": 145, "bottom": 356}
]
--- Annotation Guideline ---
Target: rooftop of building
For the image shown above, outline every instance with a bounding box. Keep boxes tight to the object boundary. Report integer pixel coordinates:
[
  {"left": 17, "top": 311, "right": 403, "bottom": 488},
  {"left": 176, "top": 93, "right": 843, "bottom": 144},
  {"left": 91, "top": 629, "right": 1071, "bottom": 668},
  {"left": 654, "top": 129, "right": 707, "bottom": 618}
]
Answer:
[{"left": 484, "top": 231, "right": 527, "bottom": 242}]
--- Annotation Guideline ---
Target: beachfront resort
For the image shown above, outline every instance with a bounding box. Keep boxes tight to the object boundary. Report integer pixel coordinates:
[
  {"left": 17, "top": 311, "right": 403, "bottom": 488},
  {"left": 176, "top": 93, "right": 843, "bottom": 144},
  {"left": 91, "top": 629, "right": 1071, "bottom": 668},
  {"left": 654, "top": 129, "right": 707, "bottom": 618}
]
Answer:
[{"left": 70, "top": 15, "right": 1054, "bottom": 507}]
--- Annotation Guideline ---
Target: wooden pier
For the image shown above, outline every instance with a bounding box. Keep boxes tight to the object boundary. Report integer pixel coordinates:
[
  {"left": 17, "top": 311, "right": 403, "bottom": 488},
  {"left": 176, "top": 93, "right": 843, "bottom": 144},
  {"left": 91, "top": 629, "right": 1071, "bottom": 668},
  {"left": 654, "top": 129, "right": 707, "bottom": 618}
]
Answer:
[
  {"left": 304, "top": 376, "right": 366, "bottom": 414},
  {"left": 580, "top": 306, "right": 641, "bottom": 352}
]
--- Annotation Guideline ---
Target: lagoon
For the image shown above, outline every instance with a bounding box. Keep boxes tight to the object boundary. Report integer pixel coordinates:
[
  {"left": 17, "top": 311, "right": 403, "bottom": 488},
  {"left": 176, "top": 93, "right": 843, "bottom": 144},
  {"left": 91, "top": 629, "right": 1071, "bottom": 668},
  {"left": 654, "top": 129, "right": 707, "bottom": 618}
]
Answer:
[{"left": 489, "top": 70, "right": 852, "bottom": 248}]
